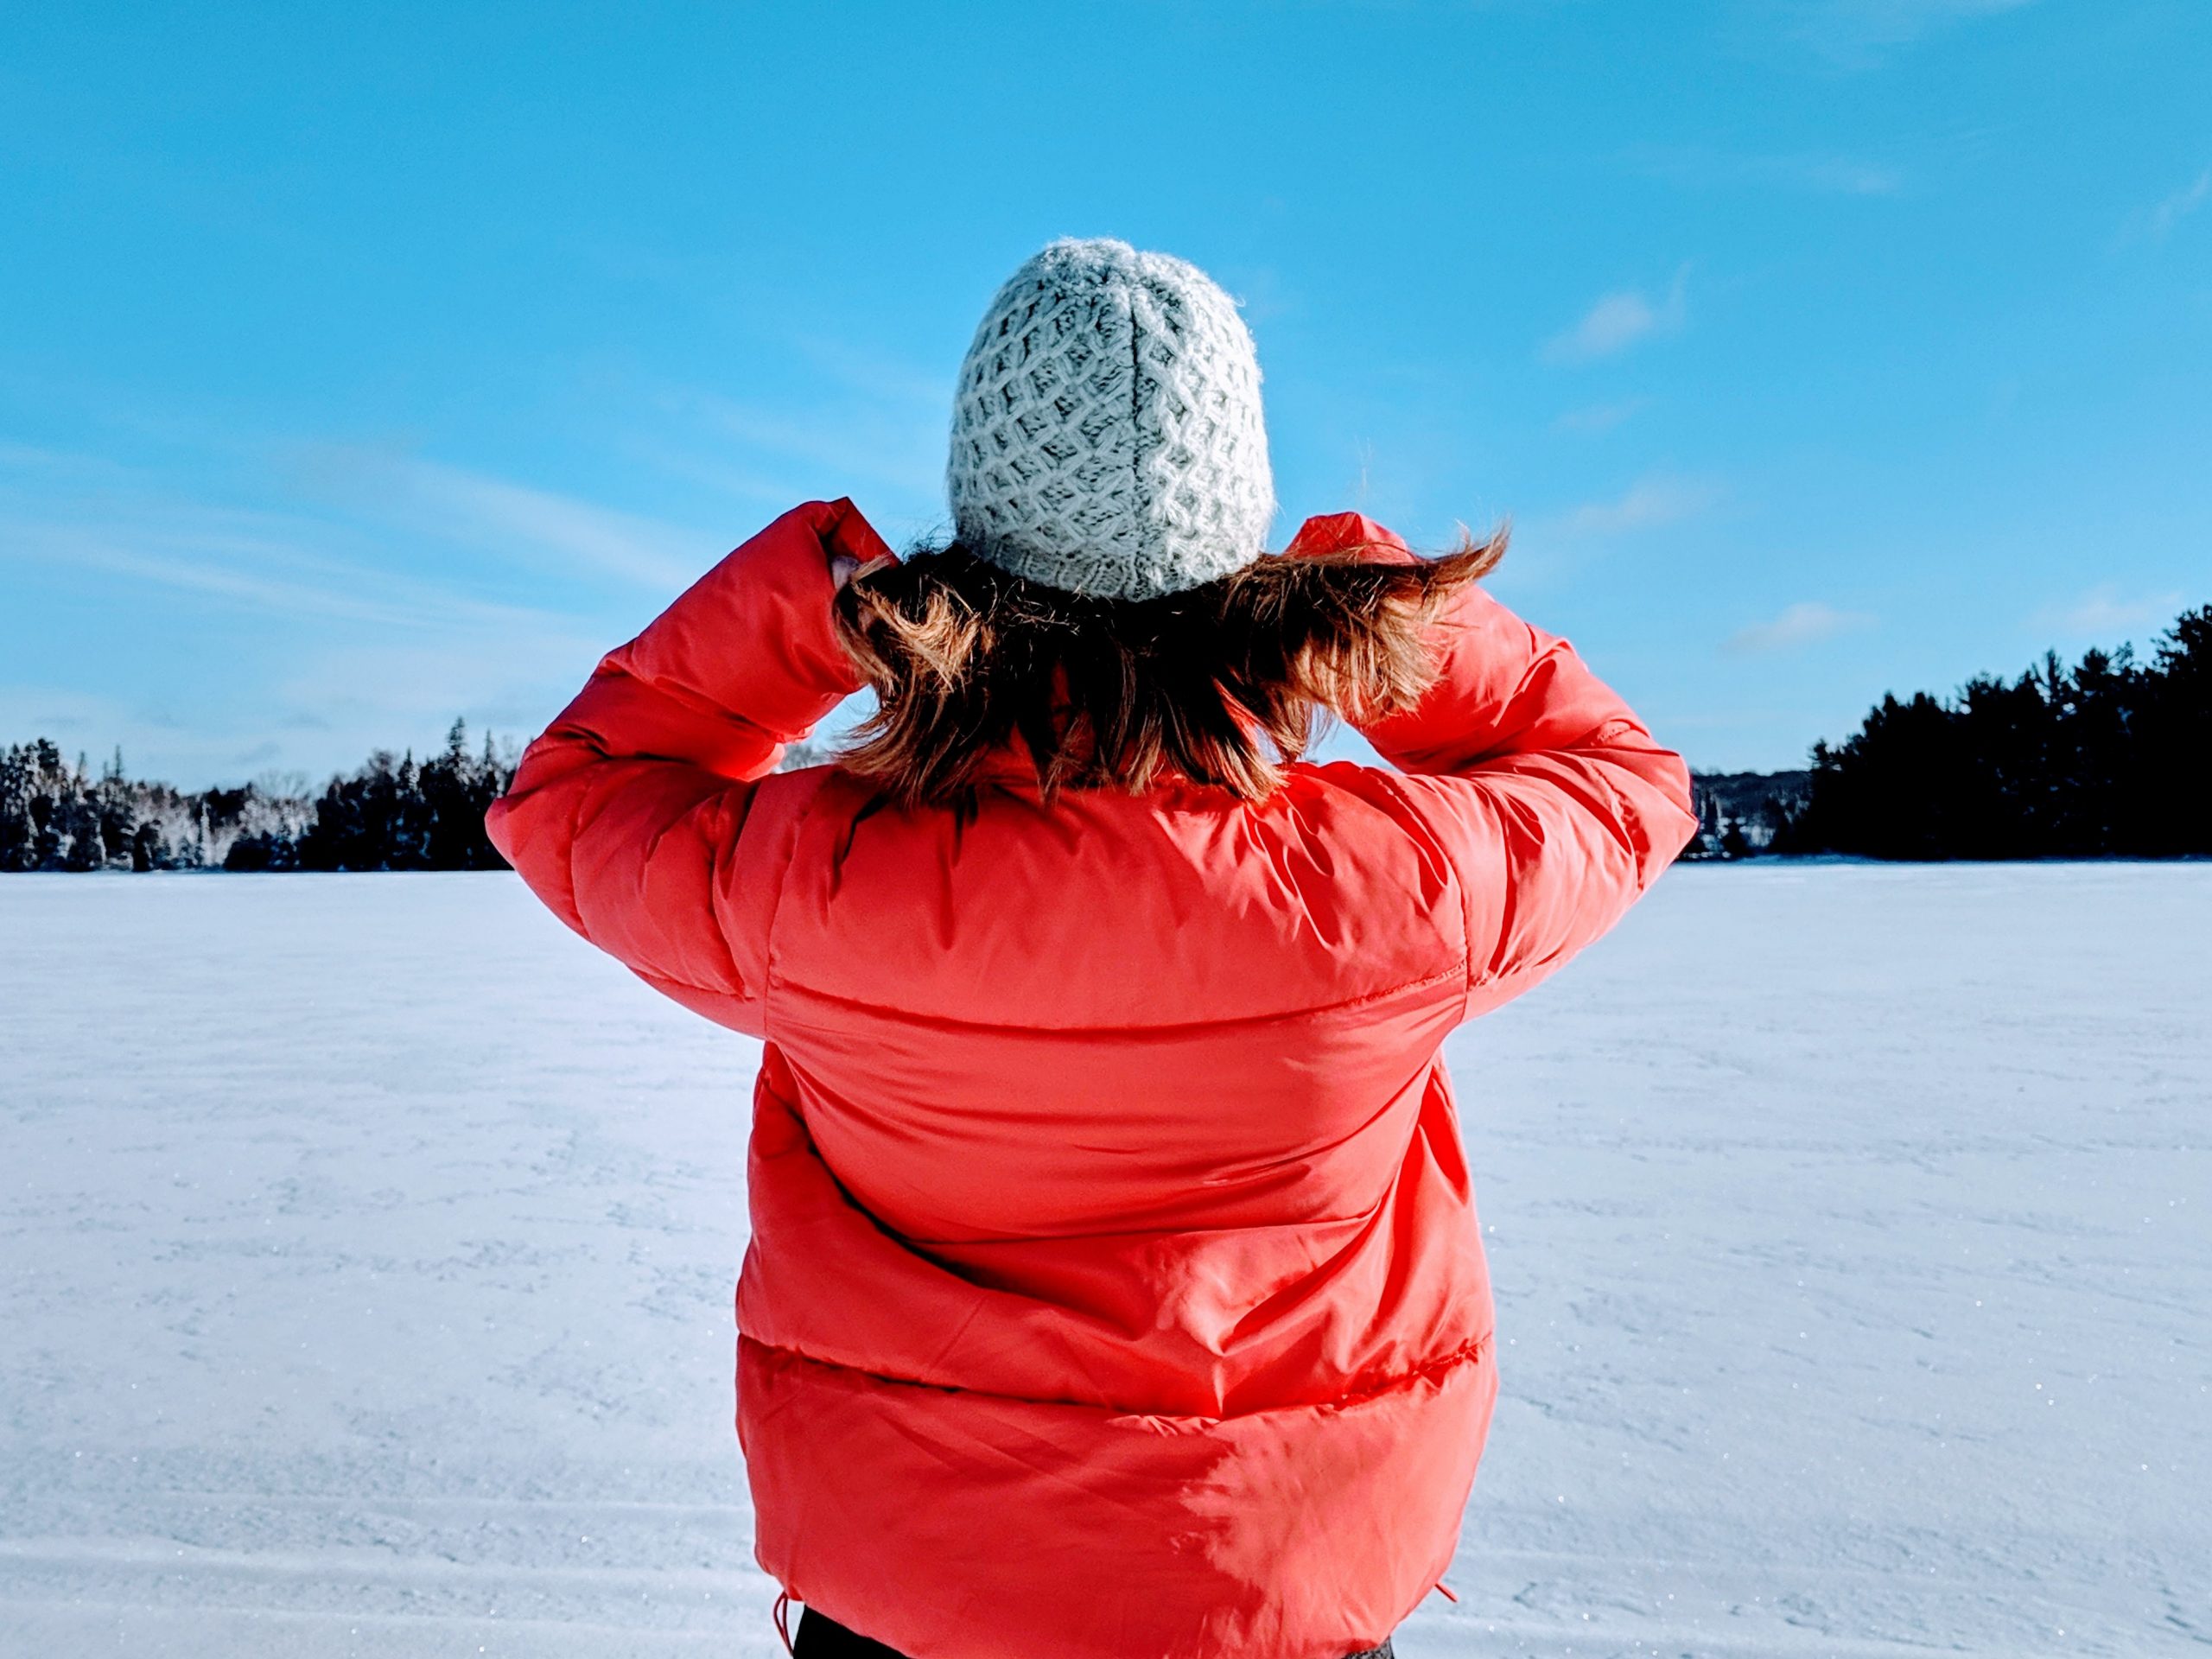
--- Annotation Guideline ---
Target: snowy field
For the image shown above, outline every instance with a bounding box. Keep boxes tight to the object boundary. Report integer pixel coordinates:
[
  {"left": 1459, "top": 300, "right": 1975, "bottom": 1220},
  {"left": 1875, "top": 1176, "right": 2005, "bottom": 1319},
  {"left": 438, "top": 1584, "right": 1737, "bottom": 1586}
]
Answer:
[{"left": 2, "top": 867, "right": 2207, "bottom": 1659}]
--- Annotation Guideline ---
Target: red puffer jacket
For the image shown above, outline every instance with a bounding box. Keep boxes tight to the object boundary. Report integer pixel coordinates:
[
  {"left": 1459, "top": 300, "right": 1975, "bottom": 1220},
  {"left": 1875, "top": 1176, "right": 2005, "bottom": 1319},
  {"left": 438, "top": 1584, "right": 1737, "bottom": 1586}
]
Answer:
[{"left": 489, "top": 499, "right": 1696, "bottom": 1659}]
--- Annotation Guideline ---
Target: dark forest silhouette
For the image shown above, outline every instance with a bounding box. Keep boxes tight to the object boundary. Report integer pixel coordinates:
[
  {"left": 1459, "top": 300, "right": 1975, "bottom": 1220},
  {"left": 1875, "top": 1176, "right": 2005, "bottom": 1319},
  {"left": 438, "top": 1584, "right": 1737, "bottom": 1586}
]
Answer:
[
  {"left": 1, "top": 720, "right": 514, "bottom": 873},
  {"left": 8, "top": 602, "right": 2209, "bottom": 870},
  {"left": 1769, "top": 603, "right": 2211, "bottom": 860}
]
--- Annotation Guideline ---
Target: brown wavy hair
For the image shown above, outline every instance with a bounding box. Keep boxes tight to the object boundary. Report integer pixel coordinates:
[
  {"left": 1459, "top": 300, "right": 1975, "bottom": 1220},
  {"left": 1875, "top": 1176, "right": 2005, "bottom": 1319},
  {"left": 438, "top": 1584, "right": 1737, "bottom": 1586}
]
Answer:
[{"left": 829, "top": 529, "right": 1506, "bottom": 807}]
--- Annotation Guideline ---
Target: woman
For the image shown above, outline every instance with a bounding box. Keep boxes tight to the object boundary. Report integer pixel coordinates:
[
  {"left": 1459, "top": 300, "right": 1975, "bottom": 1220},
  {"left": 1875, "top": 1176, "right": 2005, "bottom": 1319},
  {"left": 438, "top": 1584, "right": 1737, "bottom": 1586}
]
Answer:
[{"left": 490, "top": 238, "right": 1695, "bottom": 1659}]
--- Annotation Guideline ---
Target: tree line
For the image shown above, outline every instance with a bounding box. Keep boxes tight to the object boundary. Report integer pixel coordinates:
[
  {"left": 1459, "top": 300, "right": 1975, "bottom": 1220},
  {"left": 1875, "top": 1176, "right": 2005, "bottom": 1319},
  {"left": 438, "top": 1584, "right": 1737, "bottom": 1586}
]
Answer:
[
  {"left": 1749, "top": 602, "right": 2210, "bottom": 860},
  {"left": 1, "top": 720, "right": 515, "bottom": 873},
  {"left": 11, "top": 601, "right": 2210, "bottom": 871}
]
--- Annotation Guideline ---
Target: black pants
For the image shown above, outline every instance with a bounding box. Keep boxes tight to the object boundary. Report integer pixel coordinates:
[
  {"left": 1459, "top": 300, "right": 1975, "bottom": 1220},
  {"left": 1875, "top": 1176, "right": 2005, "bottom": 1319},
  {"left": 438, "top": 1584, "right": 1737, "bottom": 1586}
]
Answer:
[{"left": 794, "top": 1607, "right": 1395, "bottom": 1658}]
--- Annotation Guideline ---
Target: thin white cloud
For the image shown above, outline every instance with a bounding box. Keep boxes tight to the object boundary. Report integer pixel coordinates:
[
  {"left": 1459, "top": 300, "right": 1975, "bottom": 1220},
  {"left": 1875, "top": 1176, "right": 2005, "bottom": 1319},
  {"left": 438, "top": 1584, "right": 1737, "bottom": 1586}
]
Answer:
[
  {"left": 2037, "top": 584, "right": 2183, "bottom": 639},
  {"left": 1554, "top": 397, "right": 1652, "bottom": 435},
  {"left": 1722, "top": 601, "right": 1875, "bottom": 656},
  {"left": 1559, "top": 473, "right": 1721, "bottom": 536},
  {"left": 274, "top": 632, "right": 607, "bottom": 736},
  {"left": 1786, "top": 0, "right": 2036, "bottom": 65},
  {"left": 0, "top": 425, "right": 741, "bottom": 785},
  {"left": 0, "top": 440, "right": 143, "bottom": 479},
  {"left": 685, "top": 391, "right": 944, "bottom": 502},
  {"left": 624, "top": 332, "right": 949, "bottom": 521},
  {"left": 24, "top": 531, "right": 443, "bottom": 628},
  {"left": 1634, "top": 146, "right": 1904, "bottom": 197},
  {"left": 621, "top": 442, "right": 810, "bottom": 512},
  {"left": 2148, "top": 168, "right": 2210, "bottom": 240},
  {"left": 1545, "top": 268, "right": 1690, "bottom": 364},
  {"left": 1764, "top": 156, "right": 1903, "bottom": 195},
  {"left": 0, "top": 684, "right": 135, "bottom": 750},
  {"left": 1, "top": 493, "right": 580, "bottom": 638},
  {"left": 291, "top": 446, "right": 709, "bottom": 589},
  {"left": 0, "top": 449, "right": 621, "bottom": 785},
  {"left": 0, "top": 444, "right": 614, "bottom": 645},
  {"left": 791, "top": 334, "right": 954, "bottom": 410}
]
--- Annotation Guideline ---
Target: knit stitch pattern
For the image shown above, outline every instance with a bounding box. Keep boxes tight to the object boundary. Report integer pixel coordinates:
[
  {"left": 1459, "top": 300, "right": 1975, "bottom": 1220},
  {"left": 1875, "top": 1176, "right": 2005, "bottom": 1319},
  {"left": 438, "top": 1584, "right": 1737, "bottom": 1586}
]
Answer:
[{"left": 947, "top": 238, "right": 1274, "bottom": 601}]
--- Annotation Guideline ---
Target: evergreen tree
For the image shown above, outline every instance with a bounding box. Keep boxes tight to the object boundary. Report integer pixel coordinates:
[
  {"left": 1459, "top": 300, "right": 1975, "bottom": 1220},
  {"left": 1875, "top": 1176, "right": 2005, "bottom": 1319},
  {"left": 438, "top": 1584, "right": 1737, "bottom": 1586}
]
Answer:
[
  {"left": 1783, "top": 601, "right": 2211, "bottom": 859},
  {"left": 2, "top": 718, "right": 516, "bottom": 874}
]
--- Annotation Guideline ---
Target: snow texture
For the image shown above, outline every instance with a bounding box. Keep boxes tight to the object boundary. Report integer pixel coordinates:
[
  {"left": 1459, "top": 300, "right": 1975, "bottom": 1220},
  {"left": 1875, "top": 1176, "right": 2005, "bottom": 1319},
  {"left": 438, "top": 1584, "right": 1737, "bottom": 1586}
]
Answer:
[{"left": 2, "top": 866, "right": 2207, "bottom": 1657}]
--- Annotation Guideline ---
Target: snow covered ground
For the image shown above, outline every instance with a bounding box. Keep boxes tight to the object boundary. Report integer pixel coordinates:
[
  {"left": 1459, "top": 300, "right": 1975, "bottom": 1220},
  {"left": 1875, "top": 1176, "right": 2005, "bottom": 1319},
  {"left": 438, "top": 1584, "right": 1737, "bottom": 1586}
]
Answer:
[{"left": 2, "top": 866, "right": 2207, "bottom": 1658}]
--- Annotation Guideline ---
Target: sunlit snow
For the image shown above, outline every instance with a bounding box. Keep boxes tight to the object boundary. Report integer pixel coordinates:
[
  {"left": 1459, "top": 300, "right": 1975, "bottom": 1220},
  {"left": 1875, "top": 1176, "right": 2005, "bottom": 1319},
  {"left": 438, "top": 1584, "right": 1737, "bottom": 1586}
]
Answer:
[{"left": 3, "top": 866, "right": 2206, "bottom": 1656}]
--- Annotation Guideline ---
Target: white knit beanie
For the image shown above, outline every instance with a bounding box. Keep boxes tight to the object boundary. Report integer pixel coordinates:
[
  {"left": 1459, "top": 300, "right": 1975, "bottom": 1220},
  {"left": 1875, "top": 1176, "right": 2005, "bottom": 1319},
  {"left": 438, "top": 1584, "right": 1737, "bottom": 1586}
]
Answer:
[{"left": 946, "top": 238, "right": 1274, "bottom": 601}]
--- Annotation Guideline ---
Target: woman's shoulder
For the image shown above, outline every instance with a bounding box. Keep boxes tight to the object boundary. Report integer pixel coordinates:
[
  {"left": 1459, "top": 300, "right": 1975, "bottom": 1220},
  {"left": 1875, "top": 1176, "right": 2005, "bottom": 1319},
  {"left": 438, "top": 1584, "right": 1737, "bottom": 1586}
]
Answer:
[{"left": 754, "top": 766, "right": 1471, "bottom": 1032}]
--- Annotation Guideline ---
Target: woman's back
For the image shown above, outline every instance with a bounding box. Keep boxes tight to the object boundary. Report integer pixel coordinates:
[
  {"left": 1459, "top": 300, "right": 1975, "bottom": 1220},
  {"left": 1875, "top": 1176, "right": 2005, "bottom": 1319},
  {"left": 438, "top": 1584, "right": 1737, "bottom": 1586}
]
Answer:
[
  {"left": 749, "top": 737, "right": 1485, "bottom": 1412},
  {"left": 488, "top": 244, "right": 1695, "bottom": 1659}
]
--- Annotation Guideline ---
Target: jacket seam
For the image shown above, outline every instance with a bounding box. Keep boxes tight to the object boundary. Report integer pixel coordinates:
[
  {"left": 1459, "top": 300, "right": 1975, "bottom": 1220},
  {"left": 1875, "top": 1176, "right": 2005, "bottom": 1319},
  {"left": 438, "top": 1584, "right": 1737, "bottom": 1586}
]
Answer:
[
  {"left": 753, "top": 769, "right": 838, "bottom": 1031},
  {"left": 1331, "top": 761, "right": 1478, "bottom": 1024},
  {"left": 741, "top": 1332, "right": 1490, "bottom": 1424},
  {"left": 767, "top": 962, "right": 1467, "bottom": 1038}
]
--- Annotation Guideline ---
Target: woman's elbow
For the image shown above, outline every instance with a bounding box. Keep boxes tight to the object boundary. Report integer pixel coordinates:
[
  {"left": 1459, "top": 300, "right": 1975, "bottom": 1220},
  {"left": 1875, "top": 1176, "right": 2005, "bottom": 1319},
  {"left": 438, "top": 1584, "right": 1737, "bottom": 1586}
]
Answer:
[{"left": 485, "top": 786, "right": 588, "bottom": 933}]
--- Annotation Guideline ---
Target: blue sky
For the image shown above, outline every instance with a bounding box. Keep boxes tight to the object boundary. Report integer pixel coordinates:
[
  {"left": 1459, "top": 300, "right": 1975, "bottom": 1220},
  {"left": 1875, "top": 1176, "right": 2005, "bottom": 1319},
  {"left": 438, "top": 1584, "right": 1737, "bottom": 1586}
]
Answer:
[{"left": 3, "top": 0, "right": 2208, "bottom": 786}]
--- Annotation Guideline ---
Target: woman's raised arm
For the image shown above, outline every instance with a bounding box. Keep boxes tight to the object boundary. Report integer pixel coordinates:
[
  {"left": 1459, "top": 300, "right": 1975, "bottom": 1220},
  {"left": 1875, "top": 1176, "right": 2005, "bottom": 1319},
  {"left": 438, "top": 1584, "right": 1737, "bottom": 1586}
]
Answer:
[
  {"left": 486, "top": 499, "right": 892, "bottom": 1033},
  {"left": 1305, "top": 512, "right": 1699, "bottom": 1020}
]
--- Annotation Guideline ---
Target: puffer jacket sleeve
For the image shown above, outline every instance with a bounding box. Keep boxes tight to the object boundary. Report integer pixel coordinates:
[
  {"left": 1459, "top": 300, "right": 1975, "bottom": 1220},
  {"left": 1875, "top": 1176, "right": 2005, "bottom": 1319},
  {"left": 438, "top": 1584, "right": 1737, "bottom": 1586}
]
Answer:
[
  {"left": 486, "top": 499, "right": 892, "bottom": 1035},
  {"left": 1304, "top": 512, "right": 1699, "bottom": 1020}
]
